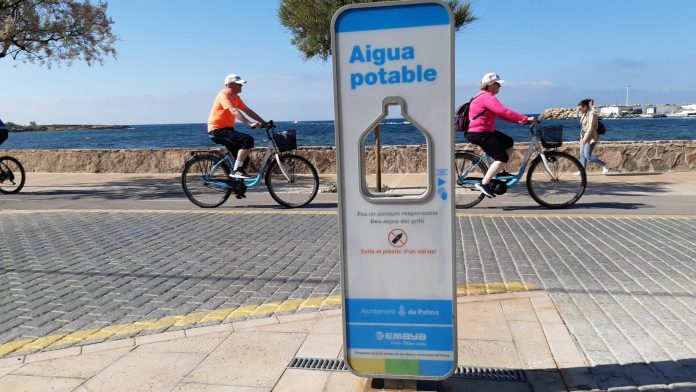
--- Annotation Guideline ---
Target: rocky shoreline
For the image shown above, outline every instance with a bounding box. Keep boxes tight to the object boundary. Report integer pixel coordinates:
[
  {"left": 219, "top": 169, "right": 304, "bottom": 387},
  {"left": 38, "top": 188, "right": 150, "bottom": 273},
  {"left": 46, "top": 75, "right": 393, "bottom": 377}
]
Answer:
[
  {"left": 539, "top": 108, "right": 580, "bottom": 120},
  {"left": 7, "top": 124, "right": 130, "bottom": 132}
]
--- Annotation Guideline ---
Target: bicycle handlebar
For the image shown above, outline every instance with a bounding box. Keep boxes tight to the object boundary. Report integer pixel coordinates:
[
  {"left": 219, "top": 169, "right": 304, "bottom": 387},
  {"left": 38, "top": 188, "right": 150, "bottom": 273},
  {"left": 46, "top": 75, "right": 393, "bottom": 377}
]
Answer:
[
  {"left": 527, "top": 119, "right": 541, "bottom": 135},
  {"left": 260, "top": 120, "right": 276, "bottom": 140}
]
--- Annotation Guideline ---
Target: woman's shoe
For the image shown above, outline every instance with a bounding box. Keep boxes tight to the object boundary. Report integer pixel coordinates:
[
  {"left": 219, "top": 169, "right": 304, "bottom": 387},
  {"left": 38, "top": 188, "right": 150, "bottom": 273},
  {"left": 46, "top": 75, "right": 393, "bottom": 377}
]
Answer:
[
  {"left": 602, "top": 166, "right": 609, "bottom": 175},
  {"left": 475, "top": 182, "right": 495, "bottom": 198}
]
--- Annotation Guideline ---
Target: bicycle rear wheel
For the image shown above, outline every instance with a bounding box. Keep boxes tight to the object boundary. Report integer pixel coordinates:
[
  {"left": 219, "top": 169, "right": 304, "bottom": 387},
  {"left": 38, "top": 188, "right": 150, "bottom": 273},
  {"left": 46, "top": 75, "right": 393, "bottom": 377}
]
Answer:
[
  {"left": 526, "top": 151, "right": 586, "bottom": 208},
  {"left": 454, "top": 152, "right": 488, "bottom": 208},
  {"left": 181, "top": 155, "right": 232, "bottom": 208},
  {"left": 265, "top": 154, "right": 318, "bottom": 208},
  {"left": 0, "top": 156, "right": 26, "bottom": 194}
]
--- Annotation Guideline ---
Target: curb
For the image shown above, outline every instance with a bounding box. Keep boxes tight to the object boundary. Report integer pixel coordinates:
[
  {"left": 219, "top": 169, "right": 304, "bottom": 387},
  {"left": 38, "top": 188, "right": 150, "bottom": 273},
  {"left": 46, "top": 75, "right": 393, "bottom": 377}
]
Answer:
[{"left": 0, "top": 283, "right": 538, "bottom": 365}]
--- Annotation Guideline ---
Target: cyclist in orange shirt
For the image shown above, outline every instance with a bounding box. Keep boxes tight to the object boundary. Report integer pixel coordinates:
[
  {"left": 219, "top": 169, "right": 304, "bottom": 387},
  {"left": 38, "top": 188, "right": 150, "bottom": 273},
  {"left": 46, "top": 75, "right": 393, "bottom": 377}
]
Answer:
[{"left": 207, "top": 74, "right": 267, "bottom": 179}]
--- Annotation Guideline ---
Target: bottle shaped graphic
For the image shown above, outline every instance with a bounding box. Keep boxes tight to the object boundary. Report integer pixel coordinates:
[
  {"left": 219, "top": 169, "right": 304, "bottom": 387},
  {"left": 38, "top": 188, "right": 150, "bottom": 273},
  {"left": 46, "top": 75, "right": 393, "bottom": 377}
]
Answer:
[{"left": 358, "top": 96, "right": 434, "bottom": 202}]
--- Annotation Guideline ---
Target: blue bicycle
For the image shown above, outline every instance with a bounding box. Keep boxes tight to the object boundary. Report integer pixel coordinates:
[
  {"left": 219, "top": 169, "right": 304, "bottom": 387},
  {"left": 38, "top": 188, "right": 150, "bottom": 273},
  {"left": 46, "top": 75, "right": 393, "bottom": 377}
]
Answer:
[
  {"left": 181, "top": 121, "right": 319, "bottom": 208},
  {"left": 454, "top": 124, "right": 587, "bottom": 209}
]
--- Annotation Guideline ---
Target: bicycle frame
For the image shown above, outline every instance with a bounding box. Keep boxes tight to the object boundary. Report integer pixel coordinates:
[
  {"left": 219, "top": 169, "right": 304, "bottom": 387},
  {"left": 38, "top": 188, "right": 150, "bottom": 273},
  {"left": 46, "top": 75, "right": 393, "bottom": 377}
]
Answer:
[
  {"left": 458, "top": 125, "right": 557, "bottom": 187},
  {"left": 203, "top": 123, "right": 291, "bottom": 190}
]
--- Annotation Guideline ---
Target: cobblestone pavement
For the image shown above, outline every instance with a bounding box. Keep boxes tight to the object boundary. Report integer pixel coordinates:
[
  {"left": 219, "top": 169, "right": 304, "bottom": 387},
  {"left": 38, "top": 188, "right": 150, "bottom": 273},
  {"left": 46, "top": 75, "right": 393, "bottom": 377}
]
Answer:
[
  {"left": 1, "top": 211, "right": 696, "bottom": 389},
  {"left": 0, "top": 211, "right": 340, "bottom": 348},
  {"left": 459, "top": 215, "right": 696, "bottom": 390}
]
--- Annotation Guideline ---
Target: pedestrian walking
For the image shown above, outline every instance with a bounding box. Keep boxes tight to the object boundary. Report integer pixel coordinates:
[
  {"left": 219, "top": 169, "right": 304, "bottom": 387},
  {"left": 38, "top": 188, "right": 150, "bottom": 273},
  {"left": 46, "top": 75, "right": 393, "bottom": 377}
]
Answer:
[{"left": 576, "top": 99, "right": 609, "bottom": 174}]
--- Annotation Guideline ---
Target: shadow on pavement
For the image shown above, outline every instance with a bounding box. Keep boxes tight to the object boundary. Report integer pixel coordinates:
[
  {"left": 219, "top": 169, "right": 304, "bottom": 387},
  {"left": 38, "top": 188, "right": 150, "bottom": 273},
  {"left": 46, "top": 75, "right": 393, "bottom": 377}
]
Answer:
[
  {"left": 496, "top": 201, "right": 653, "bottom": 212},
  {"left": 224, "top": 202, "right": 338, "bottom": 210},
  {"left": 435, "top": 359, "right": 696, "bottom": 391},
  {"left": 544, "top": 359, "right": 696, "bottom": 391},
  {"left": 605, "top": 172, "right": 665, "bottom": 177},
  {"left": 584, "top": 180, "right": 675, "bottom": 197},
  {"left": 24, "top": 177, "right": 338, "bottom": 209},
  {"left": 25, "top": 177, "right": 184, "bottom": 200}
]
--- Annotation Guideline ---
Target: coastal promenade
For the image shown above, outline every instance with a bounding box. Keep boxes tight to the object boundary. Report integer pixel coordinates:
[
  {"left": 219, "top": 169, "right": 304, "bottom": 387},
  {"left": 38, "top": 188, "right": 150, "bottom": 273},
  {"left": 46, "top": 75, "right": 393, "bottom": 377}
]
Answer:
[{"left": 1, "top": 172, "right": 696, "bottom": 390}]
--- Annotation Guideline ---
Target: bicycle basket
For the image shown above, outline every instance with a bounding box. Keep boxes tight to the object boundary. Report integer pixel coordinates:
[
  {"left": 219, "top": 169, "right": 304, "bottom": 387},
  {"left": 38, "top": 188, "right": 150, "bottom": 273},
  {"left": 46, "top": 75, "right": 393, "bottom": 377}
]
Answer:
[
  {"left": 272, "top": 130, "right": 297, "bottom": 152},
  {"left": 540, "top": 125, "right": 563, "bottom": 148}
]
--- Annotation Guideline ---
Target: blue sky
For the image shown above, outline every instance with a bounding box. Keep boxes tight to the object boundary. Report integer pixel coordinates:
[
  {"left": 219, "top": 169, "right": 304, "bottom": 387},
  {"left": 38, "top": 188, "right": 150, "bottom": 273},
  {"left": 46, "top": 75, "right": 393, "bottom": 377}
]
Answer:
[{"left": 2, "top": 0, "right": 695, "bottom": 124}]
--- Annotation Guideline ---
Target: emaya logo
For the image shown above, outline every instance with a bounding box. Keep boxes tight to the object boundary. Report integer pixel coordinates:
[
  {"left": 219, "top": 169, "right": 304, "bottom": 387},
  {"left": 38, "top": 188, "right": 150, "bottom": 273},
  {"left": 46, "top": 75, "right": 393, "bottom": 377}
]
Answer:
[{"left": 375, "top": 331, "right": 427, "bottom": 342}]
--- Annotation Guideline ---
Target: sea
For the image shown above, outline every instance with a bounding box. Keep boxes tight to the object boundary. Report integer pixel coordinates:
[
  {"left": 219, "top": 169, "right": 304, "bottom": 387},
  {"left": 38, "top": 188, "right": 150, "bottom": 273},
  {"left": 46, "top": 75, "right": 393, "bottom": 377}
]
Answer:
[{"left": 3, "top": 117, "right": 695, "bottom": 150}]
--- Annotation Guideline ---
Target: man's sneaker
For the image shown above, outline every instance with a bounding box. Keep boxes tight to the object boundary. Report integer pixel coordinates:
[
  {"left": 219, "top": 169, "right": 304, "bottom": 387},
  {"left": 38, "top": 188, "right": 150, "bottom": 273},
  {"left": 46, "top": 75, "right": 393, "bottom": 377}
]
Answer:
[
  {"left": 230, "top": 169, "right": 253, "bottom": 179},
  {"left": 602, "top": 166, "right": 610, "bottom": 175},
  {"left": 475, "top": 182, "right": 495, "bottom": 198},
  {"left": 572, "top": 171, "right": 581, "bottom": 176}
]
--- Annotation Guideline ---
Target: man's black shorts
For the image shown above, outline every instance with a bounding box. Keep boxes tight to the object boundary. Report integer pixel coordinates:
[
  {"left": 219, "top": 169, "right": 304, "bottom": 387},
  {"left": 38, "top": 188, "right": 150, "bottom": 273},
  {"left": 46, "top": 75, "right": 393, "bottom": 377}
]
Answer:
[
  {"left": 465, "top": 130, "right": 514, "bottom": 163},
  {"left": 209, "top": 128, "right": 254, "bottom": 152},
  {"left": 0, "top": 129, "right": 7, "bottom": 147}
]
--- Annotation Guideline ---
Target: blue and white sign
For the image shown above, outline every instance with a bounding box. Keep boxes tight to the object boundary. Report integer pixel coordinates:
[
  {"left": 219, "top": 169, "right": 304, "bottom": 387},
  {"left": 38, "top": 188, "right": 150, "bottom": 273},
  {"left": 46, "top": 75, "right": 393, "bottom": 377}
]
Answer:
[{"left": 332, "top": 0, "right": 457, "bottom": 381}]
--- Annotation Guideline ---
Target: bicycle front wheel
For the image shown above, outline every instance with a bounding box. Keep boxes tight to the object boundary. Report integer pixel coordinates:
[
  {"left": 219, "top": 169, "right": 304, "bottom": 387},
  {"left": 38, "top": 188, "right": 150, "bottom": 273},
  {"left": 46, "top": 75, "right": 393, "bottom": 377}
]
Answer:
[
  {"left": 526, "top": 151, "right": 586, "bottom": 208},
  {"left": 0, "top": 156, "right": 26, "bottom": 194},
  {"left": 181, "top": 155, "right": 232, "bottom": 208},
  {"left": 454, "top": 152, "right": 488, "bottom": 208},
  {"left": 265, "top": 154, "right": 319, "bottom": 208}
]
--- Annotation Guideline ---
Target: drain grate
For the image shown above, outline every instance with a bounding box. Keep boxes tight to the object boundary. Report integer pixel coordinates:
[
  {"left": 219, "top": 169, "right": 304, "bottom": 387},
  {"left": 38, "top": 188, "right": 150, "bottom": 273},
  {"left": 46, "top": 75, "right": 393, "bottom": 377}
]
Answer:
[
  {"left": 288, "top": 357, "right": 349, "bottom": 372},
  {"left": 452, "top": 366, "right": 526, "bottom": 382},
  {"left": 288, "top": 357, "right": 526, "bottom": 382}
]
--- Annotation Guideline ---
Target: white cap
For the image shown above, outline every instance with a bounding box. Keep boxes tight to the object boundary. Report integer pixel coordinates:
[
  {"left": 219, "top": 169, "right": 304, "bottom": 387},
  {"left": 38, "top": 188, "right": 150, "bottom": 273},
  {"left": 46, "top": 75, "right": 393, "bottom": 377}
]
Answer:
[
  {"left": 480, "top": 72, "right": 505, "bottom": 85},
  {"left": 224, "top": 74, "right": 247, "bottom": 85}
]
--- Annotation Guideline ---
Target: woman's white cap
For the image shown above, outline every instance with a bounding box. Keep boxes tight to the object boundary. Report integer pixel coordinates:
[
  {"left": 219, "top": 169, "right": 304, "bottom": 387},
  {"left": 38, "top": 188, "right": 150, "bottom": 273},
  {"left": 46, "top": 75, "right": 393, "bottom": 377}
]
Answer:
[
  {"left": 481, "top": 72, "right": 505, "bottom": 85},
  {"left": 224, "top": 74, "right": 247, "bottom": 85}
]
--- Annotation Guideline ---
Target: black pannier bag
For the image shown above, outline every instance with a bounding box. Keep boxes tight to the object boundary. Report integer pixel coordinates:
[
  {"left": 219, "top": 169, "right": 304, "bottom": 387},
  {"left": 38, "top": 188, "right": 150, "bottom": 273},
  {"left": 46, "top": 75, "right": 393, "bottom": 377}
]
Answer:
[{"left": 272, "top": 129, "right": 297, "bottom": 152}]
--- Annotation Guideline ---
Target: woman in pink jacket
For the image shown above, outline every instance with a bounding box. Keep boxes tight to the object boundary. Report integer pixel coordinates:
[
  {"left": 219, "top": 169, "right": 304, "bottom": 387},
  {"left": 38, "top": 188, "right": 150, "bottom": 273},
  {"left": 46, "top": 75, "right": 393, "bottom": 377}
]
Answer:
[{"left": 465, "top": 73, "right": 536, "bottom": 198}]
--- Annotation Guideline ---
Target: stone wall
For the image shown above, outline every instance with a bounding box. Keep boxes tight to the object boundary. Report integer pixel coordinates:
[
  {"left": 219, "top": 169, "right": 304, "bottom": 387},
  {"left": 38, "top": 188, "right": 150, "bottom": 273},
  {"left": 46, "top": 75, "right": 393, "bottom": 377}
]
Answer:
[{"left": 5, "top": 141, "right": 696, "bottom": 174}]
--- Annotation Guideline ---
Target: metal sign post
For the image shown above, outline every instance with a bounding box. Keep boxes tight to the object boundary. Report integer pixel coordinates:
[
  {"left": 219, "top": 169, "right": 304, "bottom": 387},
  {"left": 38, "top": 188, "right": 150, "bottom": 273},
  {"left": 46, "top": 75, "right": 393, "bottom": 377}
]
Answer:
[{"left": 332, "top": 0, "right": 457, "bottom": 381}]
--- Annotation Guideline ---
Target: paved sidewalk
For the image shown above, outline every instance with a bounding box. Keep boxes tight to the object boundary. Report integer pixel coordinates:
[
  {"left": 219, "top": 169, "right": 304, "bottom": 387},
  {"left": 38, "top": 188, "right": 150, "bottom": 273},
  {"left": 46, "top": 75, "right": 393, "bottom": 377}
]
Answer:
[
  {"left": 0, "top": 291, "right": 591, "bottom": 392},
  {"left": 2, "top": 212, "right": 696, "bottom": 389}
]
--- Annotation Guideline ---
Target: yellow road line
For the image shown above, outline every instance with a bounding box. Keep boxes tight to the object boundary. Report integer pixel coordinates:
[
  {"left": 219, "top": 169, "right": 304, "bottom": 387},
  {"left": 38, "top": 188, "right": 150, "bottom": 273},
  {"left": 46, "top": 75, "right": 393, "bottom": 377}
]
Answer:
[
  {"left": 0, "top": 282, "right": 535, "bottom": 358},
  {"left": 457, "top": 282, "right": 535, "bottom": 296}
]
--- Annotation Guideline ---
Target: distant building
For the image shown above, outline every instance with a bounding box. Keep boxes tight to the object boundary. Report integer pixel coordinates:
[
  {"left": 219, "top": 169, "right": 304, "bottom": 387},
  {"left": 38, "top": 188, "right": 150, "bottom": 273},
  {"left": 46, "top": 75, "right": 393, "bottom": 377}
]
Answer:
[
  {"left": 599, "top": 106, "right": 627, "bottom": 117},
  {"left": 599, "top": 104, "right": 686, "bottom": 117}
]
